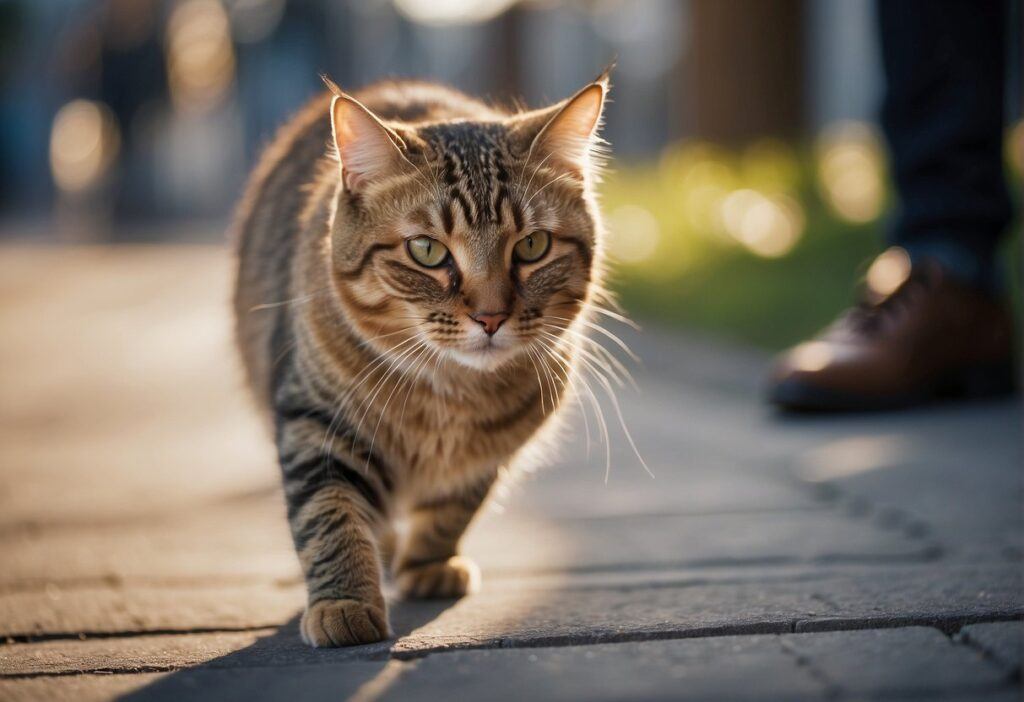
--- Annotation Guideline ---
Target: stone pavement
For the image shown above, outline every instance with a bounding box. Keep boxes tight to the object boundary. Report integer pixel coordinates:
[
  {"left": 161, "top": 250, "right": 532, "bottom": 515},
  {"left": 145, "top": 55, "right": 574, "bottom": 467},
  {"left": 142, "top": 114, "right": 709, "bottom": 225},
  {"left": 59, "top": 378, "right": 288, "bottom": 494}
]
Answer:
[{"left": 0, "top": 244, "right": 1021, "bottom": 701}]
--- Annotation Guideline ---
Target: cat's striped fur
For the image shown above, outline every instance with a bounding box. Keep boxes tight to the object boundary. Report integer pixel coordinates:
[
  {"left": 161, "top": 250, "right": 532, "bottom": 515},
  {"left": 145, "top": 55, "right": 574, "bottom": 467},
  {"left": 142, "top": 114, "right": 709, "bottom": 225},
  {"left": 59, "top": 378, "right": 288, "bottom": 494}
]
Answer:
[{"left": 233, "top": 76, "right": 609, "bottom": 647}]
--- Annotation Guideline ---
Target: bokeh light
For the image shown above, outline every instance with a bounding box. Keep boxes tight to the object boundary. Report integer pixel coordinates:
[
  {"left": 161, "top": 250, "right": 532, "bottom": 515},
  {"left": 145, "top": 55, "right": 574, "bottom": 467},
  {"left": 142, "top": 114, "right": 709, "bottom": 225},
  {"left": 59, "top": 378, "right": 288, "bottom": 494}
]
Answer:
[
  {"left": 606, "top": 205, "right": 661, "bottom": 264},
  {"left": 865, "top": 246, "right": 911, "bottom": 299},
  {"left": 790, "top": 341, "right": 834, "bottom": 372},
  {"left": 1008, "top": 120, "right": 1024, "bottom": 177},
  {"left": 815, "top": 121, "right": 885, "bottom": 224},
  {"left": 393, "top": 0, "right": 516, "bottom": 25},
  {"left": 719, "top": 189, "right": 804, "bottom": 258},
  {"left": 666, "top": 143, "right": 737, "bottom": 234},
  {"left": 49, "top": 100, "right": 121, "bottom": 194},
  {"left": 166, "top": 0, "right": 236, "bottom": 113}
]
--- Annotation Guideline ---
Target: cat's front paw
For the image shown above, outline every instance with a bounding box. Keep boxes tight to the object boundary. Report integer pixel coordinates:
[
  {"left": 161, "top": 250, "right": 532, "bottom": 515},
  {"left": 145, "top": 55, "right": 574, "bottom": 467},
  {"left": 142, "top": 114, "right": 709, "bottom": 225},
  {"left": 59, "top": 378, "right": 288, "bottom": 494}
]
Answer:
[
  {"left": 300, "top": 599, "right": 390, "bottom": 648},
  {"left": 396, "top": 556, "right": 481, "bottom": 599}
]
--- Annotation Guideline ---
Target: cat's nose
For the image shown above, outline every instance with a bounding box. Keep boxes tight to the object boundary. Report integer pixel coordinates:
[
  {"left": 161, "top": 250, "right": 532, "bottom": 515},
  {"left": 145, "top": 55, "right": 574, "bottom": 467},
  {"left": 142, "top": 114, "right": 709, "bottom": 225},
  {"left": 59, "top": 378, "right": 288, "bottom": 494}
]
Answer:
[{"left": 470, "top": 311, "right": 509, "bottom": 336}]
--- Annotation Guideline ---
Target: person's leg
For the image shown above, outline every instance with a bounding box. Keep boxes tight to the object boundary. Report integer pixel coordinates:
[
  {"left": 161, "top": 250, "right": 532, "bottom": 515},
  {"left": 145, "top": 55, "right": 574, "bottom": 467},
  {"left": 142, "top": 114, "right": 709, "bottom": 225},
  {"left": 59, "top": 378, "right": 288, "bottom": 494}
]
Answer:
[
  {"left": 877, "top": 0, "right": 1013, "bottom": 290},
  {"left": 766, "top": 0, "right": 1017, "bottom": 411}
]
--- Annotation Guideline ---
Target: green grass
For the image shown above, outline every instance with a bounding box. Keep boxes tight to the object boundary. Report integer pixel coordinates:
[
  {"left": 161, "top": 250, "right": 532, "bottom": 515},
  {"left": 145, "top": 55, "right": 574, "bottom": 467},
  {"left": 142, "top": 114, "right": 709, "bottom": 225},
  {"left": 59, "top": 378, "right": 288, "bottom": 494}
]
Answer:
[{"left": 597, "top": 135, "right": 1019, "bottom": 351}]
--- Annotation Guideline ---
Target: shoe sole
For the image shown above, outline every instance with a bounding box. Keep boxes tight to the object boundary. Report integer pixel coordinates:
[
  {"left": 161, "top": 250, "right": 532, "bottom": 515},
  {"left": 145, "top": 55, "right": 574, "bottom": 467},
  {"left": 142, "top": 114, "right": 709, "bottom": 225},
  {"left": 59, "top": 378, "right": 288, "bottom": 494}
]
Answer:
[{"left": 768, "top": 361, "right": 1018, "bottom": 413}]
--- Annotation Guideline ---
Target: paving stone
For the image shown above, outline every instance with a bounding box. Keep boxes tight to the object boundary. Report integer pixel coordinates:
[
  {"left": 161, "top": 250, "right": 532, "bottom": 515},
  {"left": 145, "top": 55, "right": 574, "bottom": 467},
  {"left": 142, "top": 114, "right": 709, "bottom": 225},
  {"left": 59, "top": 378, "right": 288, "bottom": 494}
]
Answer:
[
  {"left": 0, "top": 631, "right": 275, "bottom": 676},
  {"left": 793, "top": 564, "right": 1024, "bottom": 632},
  {"left": 2, "top": 247, "right": 1022, "bottom": 700},
  {"left": 0, "top": 662, "right": 387, "bottom": 702},
  {"left": 783, "top": 627, "right": 1009, "bottom": 698},
  {"left": 785, "top": 401, "right": 1022, "bottom": 562},
  {"left": 466, "top": 508, "right": 936, "bottom": 576},
  {"left": 0, "top": 672, "right": 167, "bottom": 702},
  {"left": 4, "top": 562, "right": 1019, "bottom": 651},
  {"left": 0, "top": 602, "right": 461, "bottom": 675},
  {"left": 0, "top": 247, "right": 279, "bottom": 532},
  {"left": 1, "top": 498, "right": 298, "bottom": 589},
  {"left": 0, "top": 584, "right": 304, "bottom": 639},
  {"left": 381, "top": 636, "right": 823, "bottom": 702},
  {"left": 388, "top": 579, "right": 828, "bottom": 656},
  {"left": 959, "top": 621, "right": 1024, "bottom": 676}
]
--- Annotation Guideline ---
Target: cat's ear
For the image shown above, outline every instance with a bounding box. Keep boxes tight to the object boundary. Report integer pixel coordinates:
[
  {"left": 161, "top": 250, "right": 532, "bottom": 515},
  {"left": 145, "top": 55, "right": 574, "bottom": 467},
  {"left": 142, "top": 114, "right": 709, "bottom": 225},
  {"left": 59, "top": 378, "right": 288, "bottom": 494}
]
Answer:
[
  {"left": 514, "top": 76, "right": 608, "bottom": 175},
  {"left": 330, "top": 93, "right": 409, "bottom": 193}
]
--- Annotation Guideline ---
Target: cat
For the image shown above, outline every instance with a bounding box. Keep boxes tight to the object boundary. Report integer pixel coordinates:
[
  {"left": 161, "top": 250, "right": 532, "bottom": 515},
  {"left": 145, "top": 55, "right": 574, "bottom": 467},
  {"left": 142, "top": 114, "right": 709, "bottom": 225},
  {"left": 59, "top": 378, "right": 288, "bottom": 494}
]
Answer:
[{"left": 232, "top": 72, "right": 610, "bottom": 647}]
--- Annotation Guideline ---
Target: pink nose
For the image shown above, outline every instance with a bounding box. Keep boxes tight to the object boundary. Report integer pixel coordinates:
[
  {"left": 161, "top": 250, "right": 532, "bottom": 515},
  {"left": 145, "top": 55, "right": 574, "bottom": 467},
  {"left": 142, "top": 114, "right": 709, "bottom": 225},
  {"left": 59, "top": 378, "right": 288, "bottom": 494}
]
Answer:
[{"left": 470, "top": 311, "right": 509, "bottom": 336}]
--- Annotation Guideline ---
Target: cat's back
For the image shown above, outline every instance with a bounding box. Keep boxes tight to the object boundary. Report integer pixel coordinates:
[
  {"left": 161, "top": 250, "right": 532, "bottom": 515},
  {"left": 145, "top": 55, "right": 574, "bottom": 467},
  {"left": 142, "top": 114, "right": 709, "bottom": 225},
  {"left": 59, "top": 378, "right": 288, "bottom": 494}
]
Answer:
[
  {"left": 232, "top": 80, "right": 503, "bottom": 406},
  {"left": 354, "top": 80, "right": 506, "bottom": 123}
]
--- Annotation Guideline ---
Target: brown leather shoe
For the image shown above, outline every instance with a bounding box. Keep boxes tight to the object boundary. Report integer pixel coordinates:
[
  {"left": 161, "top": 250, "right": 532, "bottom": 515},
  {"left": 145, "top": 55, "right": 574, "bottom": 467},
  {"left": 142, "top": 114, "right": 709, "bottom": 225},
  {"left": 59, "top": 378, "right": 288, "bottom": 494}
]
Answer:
[{"left": 767, "top": 260, "right": 1016, "bottom": 411}]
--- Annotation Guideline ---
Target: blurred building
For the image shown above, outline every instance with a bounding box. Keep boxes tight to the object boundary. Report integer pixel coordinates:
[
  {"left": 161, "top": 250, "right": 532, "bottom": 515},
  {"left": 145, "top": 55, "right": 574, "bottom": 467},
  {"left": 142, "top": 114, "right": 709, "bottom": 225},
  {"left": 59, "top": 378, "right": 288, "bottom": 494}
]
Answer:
[{"left": 0, "top": 0, "right": 882, "bottom": 238}]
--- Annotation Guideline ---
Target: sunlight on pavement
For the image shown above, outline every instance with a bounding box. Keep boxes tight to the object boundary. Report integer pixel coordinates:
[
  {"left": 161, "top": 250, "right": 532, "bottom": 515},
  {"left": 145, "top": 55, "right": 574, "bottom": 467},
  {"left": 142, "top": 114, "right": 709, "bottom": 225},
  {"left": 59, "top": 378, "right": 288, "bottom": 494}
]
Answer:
[
  {"left": 795, "top": 434, "right": 912, "bottom": 483},
  {"left": 0, "top": 246, "right": 276, "bottom": 526}
]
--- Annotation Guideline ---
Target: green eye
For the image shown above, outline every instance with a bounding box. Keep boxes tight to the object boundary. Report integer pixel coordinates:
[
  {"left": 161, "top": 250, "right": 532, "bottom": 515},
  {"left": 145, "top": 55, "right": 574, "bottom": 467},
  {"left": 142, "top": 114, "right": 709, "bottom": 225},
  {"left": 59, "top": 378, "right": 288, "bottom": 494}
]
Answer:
[
  {"left": 407, "top": 236, "right": 450, "bottom": 268},
  {"left": 514, "top": 230, "right": 551, "bottom": 263}
]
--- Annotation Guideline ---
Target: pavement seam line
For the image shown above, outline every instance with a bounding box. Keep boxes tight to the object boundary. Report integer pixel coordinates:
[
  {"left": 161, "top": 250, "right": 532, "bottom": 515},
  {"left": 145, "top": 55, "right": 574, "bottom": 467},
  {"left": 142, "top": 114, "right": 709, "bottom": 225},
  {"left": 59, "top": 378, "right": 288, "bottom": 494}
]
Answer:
[
  {"left": 777, "top": 636, "right": 841, "bottom": 700},
  {"left": 953, "top": 626, "right": 1024, "bottom": 683},
  {"left": 1, "top": 625, "right": 282, "bottom": 646},
  {"left": 5, "top": 614, "right": 1024, "bottom": 679}
]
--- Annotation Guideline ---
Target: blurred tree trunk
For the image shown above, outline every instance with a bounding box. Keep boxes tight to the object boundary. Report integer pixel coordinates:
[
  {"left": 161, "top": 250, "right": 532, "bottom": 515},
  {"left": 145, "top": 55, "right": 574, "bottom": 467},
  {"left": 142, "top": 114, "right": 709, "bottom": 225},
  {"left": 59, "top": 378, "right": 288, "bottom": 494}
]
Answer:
[
  {"left": 688, "top": 0, "right": 806, "bottom": 144},
  {"left": 494, "top": 4, "right": 523, "bottom": 106}
]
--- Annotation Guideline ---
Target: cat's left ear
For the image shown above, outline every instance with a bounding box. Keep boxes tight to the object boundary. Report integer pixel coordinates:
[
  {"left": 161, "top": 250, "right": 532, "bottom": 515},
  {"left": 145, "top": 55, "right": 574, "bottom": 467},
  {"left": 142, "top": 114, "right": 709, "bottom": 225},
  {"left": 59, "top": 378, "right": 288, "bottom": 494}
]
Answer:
[{"left": 514, "top": 75, "right": 609, "bottom": 175}]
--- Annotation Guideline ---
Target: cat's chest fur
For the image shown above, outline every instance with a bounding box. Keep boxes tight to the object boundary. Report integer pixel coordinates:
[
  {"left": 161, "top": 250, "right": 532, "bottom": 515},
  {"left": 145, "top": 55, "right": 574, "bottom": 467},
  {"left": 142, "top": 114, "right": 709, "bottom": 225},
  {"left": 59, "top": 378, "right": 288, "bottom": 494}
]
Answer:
[{"left": 324, "top": 347, "right": 561, "bottom": 499}]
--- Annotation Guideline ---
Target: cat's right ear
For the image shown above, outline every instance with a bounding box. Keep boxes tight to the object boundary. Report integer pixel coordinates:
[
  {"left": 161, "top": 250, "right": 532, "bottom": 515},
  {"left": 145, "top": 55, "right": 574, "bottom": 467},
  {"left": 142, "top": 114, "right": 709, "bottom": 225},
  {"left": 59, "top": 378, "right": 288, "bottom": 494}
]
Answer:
[{"left": 331, "top": 94, "right": 408, "bottom": 193}]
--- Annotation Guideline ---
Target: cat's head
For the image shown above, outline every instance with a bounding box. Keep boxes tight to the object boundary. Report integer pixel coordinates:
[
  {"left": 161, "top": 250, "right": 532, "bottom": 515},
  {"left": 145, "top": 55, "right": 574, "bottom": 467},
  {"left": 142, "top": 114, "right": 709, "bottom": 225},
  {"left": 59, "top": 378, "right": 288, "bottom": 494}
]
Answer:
[{"left": 326, "top": 77, "right": 608, "bottom": 372}]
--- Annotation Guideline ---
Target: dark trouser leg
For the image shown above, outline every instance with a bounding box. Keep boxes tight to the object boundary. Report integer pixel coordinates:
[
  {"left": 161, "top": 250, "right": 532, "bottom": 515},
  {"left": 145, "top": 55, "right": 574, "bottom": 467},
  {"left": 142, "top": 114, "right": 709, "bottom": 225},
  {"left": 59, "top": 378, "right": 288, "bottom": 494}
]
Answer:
[{"left": 877, "top": 0, "right": 1014, "bottom": 291}]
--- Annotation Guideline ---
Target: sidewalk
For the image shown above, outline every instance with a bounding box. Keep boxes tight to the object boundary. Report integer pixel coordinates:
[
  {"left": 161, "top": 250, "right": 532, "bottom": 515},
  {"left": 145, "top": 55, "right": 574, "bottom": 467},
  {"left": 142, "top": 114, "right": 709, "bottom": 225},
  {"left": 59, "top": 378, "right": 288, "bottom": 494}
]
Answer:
[{"left": 1, "top": 245, "right": 1021, "bottom": 701}]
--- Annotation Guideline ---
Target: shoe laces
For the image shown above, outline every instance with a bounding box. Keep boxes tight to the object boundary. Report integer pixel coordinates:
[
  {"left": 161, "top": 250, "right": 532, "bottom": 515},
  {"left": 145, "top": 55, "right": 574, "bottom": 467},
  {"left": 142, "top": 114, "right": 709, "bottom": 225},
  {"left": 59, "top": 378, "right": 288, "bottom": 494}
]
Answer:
[{"left": 845, "top": 267, "right": 936, "bottom": 334}]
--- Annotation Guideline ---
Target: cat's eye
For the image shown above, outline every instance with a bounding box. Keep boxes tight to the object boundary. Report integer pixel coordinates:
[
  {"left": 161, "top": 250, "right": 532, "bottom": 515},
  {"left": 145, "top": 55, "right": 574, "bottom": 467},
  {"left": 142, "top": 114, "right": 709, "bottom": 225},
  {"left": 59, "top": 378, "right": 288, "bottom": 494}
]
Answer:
[
  {"left": 407, "top": 236, "right": 450, "bottom": 268},
  {"left": 513, "top": 230, "right": 551, "bottom": 263}
]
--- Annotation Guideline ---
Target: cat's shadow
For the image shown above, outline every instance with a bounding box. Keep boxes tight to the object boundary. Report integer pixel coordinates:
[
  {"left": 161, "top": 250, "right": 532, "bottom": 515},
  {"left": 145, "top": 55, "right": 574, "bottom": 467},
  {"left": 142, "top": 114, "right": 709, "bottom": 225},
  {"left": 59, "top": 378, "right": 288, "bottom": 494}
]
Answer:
[{"left": 116, "top": 598, "right": 458, "bottom": 702}]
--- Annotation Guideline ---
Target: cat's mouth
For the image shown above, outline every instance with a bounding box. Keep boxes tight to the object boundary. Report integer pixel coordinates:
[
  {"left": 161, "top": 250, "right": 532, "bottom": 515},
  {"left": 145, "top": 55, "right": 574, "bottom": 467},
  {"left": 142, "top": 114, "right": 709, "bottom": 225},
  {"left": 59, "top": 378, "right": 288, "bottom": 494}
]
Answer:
[{"left": 447, "top": 336, "right": 519, "bottom": 371}]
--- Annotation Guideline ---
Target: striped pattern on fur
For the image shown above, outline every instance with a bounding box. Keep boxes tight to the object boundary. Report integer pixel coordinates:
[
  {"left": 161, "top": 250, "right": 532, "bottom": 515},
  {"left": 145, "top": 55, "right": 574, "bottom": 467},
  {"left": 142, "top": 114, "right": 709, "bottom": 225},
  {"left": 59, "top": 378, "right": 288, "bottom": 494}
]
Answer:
[{"left": 233, "top": 75, "right": 611, "bottom": 647}]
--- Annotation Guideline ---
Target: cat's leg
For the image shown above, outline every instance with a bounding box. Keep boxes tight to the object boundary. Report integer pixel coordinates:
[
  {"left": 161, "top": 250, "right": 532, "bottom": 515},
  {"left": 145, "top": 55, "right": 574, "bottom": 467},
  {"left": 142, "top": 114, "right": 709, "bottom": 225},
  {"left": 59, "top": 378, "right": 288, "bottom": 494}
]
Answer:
[
  {"left": 277, "top": 417, "right": 393, "bottom": 647},
  {"left": 394, "top": 472, "right": 495, "bottom": 599}
]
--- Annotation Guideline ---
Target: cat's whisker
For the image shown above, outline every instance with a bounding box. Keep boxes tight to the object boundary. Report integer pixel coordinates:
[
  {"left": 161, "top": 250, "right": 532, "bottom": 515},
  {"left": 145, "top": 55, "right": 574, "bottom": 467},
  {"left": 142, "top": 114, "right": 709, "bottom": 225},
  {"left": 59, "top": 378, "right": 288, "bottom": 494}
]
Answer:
[
  {"left": 319, "top": 334, "right": 423, "bottom": 458},
  {"left": 533, "top": 335, "right": 611, "bottom": 480},
  {"left": 566, "top": 346, "right": 652, "bottom": 481},
  {"left": 545, "top": 314, "right": 640, "bottom": 362},
  {"left": 531, "top": 343, "right": 562, "bottom": 416},
  {"left": 537, "top": 327, "right": 628, "bottom": 390},
  {"left": 548, "top": 300, "right": 641, "bottom": 331},
  {"left": 398, "top": 344, "right": 441, "bottom": 428},
  {"left": 249, "top": 287, "right": 330, "bottom": 312},
  {"left": 535, "top": 326, "right": 649, "bottom": 481},
  {"left": 356, "top": 323, "right": 424, "bottom": 349},
  {"left": 365, "top": 341, "right": 433, "bottom": 472},
  {"left": 528, "top": 336, "right": 591, "bottom": 454},
  {"left": 523, "top": 171, "right": 575, "bottom": 213},
  {"left": 539, "top": 324, "right": 637, "bottom": 392},
  {"left": 523, "top": 347, "right": 548, "bottom": 416},
  {"left": 517, "top": 150, "right": 555, "bottom": 198},
  {"left": 349, "top": 337, "right": 429, "bottom": 451}
]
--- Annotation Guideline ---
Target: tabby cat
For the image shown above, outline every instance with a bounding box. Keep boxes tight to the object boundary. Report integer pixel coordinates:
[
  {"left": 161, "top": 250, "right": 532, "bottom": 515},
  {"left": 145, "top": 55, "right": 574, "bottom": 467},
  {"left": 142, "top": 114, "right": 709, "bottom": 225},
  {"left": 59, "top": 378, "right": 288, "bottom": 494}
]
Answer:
[{"left": 233, "top": 73, "right": 610, "bottom": 647}]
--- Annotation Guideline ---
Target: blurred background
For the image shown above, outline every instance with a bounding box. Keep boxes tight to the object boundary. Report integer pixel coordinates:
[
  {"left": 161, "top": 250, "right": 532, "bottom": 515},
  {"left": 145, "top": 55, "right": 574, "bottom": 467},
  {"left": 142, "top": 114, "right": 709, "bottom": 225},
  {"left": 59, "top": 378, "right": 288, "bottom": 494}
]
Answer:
[{"left": 1, "top": 0, "right": 1020, "bottom": 348}]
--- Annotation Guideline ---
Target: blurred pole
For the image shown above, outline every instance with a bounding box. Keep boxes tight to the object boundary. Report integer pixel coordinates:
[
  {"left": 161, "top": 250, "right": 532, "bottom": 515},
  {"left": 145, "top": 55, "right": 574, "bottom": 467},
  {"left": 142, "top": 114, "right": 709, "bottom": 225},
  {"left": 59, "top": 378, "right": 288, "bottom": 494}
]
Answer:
[
  {"left": 688, "top": 0, "right": 806, "bottom": 144},
  {"left": 494, "top": 4, "right": 524, "bottom": 105}
]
